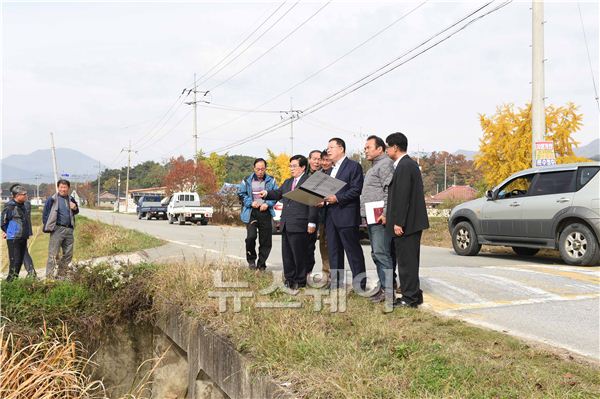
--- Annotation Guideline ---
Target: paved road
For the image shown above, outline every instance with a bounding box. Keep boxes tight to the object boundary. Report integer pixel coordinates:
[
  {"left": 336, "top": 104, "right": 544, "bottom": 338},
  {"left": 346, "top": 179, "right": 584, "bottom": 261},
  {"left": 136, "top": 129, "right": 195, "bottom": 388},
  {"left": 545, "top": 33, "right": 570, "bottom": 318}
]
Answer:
[{"left": 81, "top": 208, "right": 600, "bottom": 361}]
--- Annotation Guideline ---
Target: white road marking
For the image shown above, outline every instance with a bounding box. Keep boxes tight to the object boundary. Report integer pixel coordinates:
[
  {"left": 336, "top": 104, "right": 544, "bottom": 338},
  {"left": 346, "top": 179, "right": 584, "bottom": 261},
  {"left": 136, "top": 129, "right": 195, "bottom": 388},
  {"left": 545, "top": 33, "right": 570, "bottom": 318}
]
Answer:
[
  {"left": 436, "top": 293, "right": 600, "bottom": 313},
  {"left": 226, "top": 254, "right": 246, "bottom": 260},
  {"left": 425, "top": 277, "right": 485, "bottom": 303},
  {"left": 475, "top": 274, "right": 562, "bottom": 299}
]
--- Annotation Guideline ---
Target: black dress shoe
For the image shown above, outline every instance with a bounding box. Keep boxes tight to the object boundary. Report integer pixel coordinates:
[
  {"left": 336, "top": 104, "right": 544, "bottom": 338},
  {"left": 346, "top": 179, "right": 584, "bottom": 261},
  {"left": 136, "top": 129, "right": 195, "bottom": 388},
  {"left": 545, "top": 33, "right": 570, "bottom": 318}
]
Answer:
[
  {"left": 392, "top": 299, "right": 418, "bottom": 308},
  {"left": 248, "top": 262, "right": 257, "bottom": 270}
]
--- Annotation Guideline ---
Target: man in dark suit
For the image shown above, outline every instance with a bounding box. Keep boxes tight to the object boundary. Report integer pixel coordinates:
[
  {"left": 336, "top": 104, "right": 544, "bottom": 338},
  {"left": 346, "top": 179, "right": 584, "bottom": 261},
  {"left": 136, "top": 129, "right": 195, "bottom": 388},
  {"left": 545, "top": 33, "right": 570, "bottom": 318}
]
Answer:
[
  {"left": 261, "top": 155, "right": 318, "bottom": 289},
  {"left": 385, "top": 132, "right": 429, "bottom": 308},
  {"left": 322, "top": 138, "right": 367, "bottom": 291}
]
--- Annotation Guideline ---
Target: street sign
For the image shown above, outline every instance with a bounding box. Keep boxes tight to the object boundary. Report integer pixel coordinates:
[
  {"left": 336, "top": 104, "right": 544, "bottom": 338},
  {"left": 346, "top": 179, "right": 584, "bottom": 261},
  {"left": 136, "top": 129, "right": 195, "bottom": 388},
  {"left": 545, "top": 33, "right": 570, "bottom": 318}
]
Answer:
[{"left": 534, "top": 141, "right": 556, "bottom": 167}]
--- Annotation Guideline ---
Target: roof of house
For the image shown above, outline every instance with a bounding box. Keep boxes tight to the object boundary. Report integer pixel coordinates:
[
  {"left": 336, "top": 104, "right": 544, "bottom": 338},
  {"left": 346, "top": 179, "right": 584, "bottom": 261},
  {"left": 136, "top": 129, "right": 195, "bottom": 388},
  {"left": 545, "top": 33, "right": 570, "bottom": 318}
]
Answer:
[
  {"left": 128, "top": 186, "right": 166, "bottom": 194},
  {"left": 428, "top": 185, "right": 478, "bottom": 203},
  {"left": 99, "top": 191, "right": 117, "bottom": 200}
]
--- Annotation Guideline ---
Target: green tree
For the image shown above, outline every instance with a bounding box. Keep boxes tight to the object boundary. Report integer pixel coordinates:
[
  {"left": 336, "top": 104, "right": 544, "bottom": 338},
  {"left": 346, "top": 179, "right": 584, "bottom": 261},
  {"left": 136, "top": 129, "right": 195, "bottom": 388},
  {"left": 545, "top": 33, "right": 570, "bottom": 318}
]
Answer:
[{"left": 198, "top": 151, "right": 227, "bottom": 188}]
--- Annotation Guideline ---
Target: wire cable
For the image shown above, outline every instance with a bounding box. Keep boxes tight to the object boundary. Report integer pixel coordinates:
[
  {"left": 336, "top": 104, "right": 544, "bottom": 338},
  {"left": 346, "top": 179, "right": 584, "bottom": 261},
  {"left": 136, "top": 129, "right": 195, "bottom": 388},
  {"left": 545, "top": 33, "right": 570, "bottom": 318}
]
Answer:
[
  {"left": 577, "top": 2, "right": 600, "bottom": 111},
  {"left": 196, "top": 1, "right": 301, "bottom": 88},
  {"left": 194, "top": 2, "right": 289, "bottom": 85},
  {"left": 196, "top": 1, "right": 426, "bottom": 136},
  {"left": 208, "top": 0, "right": 332, "bottom": 92},
  {"left": 210, "top": 1, "right": 512, "bottom": 153}
]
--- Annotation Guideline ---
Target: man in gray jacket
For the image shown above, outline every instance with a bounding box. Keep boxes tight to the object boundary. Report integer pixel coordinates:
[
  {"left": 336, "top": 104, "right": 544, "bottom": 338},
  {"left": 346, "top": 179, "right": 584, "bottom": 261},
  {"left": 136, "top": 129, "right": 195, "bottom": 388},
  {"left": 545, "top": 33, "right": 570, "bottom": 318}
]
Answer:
[
  {"left": 360, "top": 135, "right": 395, "bottom": 302},
  {"left": 43, "top": 179, "right": 79, "bottom": 279}
]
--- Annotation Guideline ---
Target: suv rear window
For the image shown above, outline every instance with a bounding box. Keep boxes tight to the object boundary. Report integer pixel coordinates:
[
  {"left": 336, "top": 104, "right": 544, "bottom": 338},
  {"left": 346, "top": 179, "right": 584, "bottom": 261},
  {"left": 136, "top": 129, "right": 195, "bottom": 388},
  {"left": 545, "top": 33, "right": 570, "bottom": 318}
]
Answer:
[
  {"left": 577, "top": 166, "right": 600, "bottom": 190},
  {"left": 529, "top": 171, "right": 576, "bottom": 196}
]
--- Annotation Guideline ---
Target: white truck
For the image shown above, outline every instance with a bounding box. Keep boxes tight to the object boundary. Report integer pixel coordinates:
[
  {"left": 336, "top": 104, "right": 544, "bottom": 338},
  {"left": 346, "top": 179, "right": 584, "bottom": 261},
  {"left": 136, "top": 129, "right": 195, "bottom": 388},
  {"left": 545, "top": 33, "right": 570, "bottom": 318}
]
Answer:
[{"left": 165, "top": 192, "right": 213, "bottom": 225}]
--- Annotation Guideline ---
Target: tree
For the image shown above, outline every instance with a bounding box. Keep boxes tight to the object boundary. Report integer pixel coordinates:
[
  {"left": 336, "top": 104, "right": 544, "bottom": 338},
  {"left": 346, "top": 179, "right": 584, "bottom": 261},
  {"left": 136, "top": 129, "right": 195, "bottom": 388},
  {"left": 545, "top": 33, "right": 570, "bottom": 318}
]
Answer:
[
  {"left": 102, "top": 177, "right": 118, "bottom": 193},
  {"left": 266, "top": 149, "right": 291, "bottom": 186},
  {"left": 226, "top": 155, "right": 256, "bottom": 183},
  {"left": 475, "top": 102, "right": 590, "bottom": 187},
  {"left": 163, "top": 156, "right": 217, "bottom": 196},
  {"left": 420, "top": 152, "right": 482, "bottom": 196},
  {"left": 199, "top": 151, "right": 228, "bottom": 188}
]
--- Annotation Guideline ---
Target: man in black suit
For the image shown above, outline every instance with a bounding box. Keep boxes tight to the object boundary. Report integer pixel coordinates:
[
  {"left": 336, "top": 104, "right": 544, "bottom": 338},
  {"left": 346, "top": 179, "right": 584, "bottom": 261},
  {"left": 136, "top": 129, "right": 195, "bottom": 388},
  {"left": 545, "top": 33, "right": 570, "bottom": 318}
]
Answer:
[
  {"left": 385, "top": 132, "right": 429, "bottom": 308},
  {"left": 261, "top": 155, "right": 318, "bottom": 289},
  {"left": 322, "top": 138, "right": 367, "bottom": 291}
]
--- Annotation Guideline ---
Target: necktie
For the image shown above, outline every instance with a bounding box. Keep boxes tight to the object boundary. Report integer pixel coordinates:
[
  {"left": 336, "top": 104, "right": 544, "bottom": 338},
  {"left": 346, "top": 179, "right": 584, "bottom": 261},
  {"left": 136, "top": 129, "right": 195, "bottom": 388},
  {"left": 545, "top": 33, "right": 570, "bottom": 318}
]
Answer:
[{"left": 291, "top": 178, "right": 297, "bottom": 190}]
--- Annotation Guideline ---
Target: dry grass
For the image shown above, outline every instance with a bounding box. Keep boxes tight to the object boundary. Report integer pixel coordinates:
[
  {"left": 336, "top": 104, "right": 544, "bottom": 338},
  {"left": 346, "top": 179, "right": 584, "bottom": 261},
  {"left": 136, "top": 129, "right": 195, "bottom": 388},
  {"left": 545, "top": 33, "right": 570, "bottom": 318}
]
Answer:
[
  {"left": 0, "top": 321, "right": 168, "bottom": 399},
  {"left": 148, "top": 261, "right": 600, "bottom": 398},
  {"left": 0, "top": 322, "right": 104, "bottom": 399}
]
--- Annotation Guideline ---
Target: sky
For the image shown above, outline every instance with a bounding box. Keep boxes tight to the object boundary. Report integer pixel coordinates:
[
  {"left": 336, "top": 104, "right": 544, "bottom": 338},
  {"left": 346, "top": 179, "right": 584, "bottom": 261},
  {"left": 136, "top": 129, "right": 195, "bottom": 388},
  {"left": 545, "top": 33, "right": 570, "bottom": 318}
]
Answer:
[{"left": 2, "top": 0, "right": 599, "bottom": 170}]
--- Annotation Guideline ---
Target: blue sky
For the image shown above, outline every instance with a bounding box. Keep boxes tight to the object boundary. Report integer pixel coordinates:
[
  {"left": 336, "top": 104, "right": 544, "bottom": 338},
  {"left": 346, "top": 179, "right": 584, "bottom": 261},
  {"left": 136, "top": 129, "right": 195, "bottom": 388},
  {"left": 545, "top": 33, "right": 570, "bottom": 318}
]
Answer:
[{"left": 3, "top": 0, "right": 598, "bottom": 169}]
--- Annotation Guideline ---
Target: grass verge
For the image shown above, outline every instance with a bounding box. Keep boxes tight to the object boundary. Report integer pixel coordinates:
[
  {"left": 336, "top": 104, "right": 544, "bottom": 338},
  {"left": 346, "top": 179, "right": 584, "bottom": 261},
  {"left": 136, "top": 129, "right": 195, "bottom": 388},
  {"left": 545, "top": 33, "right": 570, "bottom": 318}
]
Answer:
[
  {"left": 2, "top": 213, "right": 164, "bottom": 273},
  {"left": 149, "top": 262, "right": 600, "bottom": 398}
]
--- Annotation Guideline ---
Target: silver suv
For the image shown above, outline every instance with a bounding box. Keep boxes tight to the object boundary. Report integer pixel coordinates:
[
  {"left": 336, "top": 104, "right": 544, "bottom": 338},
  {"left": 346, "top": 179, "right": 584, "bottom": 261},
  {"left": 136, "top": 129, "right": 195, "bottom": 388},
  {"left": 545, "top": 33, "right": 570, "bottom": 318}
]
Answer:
[{"left": 449, "top": 162, "right": 600, "bottom": 266}]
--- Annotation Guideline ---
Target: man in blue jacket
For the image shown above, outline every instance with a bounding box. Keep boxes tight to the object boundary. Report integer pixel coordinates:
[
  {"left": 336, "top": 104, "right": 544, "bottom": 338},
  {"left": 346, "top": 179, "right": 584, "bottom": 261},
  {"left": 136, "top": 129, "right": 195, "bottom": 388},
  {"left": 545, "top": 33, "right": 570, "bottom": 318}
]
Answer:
[
  {"left": 2, "top": 185, "right": 33, "bottom": 282},
  {"left": 43, "top": 179, "right": 79, "bottom": 280},
  {"left": 238, "top": 158, "right": 278, "bottom": 270}
]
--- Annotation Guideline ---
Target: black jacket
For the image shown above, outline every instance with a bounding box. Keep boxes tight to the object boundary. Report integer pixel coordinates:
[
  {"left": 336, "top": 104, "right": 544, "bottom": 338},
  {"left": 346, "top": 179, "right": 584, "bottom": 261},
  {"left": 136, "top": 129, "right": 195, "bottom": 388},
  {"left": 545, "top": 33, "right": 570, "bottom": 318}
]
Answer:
[
  {"left": 265, "top": 173, "right": 319, "bottom": 233},
  {"left": 386, "top": 155, "right": 429, "bottom": 236}
]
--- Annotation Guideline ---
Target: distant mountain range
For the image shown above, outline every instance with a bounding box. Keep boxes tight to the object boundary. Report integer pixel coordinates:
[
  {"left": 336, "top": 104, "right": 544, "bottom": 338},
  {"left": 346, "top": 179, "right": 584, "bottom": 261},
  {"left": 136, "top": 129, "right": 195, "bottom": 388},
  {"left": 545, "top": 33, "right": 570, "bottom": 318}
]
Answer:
[
  {"left": 453, "top": 138, "right": 599, "bottom": 161},
  {"left": 2, "top": 139, "right": 598, "bottom": 183},
  {"left": 1, "top": 148, "right": 104, "bottom": 183}
]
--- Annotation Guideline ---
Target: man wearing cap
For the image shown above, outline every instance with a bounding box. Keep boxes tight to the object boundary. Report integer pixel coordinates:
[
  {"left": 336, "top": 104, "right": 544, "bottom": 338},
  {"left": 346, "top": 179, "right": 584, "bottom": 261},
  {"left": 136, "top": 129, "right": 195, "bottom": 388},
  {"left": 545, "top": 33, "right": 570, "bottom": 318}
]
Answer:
[
  {"left": 1, "top": 185, "right": 33, "bottom": 282},
  {"left": 43, "top": 179, "right": 79, "bottom": 280}
]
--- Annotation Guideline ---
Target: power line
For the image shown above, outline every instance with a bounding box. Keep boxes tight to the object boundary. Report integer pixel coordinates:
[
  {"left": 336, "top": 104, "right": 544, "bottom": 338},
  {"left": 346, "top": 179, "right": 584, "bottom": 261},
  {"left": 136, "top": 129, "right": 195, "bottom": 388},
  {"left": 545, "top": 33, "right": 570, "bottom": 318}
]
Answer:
[
  {"left": 209, "top": 1, "right": 512, "bottom": 153},
  {"left": 194, "top": 2, "right": 289, "bottom": 85},
  {"left": 196, "top": 1, "right": 300, "bottom": 88},
  {"left": 138, "top": 108, "right": 193, "bottom": 152},
  {"left": 208, "top": 0, "right": 332, "bottom": 92},
  {"left": 576, "top": 2, "right": 599, "bottom": 111},
  {"left": 197, "top": 102, "right": 283, "bottom": 113},
  {"left": 195, "top": 1, "right": 427, "bottom": 137}
]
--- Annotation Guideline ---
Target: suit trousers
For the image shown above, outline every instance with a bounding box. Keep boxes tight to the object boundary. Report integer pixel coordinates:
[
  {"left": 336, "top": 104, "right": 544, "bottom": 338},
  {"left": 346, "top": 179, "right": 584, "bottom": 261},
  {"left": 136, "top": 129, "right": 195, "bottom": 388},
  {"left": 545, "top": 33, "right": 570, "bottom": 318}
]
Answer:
[
  {"left": 393, "top": 230, "right": 423, "bottom": 304},
  {"left": 281, "top": 227, "right": 310, "bottom": 285},
  {"left": 306, "top": 231, "right": 317, "bottom": 274},
  {"left": 326, "top": 222, "right": 366, "bottom": 290}
]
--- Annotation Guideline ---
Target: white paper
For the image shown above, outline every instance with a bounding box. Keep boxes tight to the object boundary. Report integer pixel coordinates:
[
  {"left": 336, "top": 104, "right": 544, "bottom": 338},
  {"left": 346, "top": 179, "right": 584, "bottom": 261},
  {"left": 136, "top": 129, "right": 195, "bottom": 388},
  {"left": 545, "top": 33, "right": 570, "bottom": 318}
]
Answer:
[{"left": 365, "top": 200, "right": 384, "bottom": 225}]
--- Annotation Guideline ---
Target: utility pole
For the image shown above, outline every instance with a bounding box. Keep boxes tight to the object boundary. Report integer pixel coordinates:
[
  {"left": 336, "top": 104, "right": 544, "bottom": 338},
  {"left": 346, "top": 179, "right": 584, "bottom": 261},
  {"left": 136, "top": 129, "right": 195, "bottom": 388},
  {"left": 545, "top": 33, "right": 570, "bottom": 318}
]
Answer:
[
  {"left": 444, "top": 156, "right": 447, "bottom": 191},
  {"left": 116, "top": 172, "right": 121, "bottom": 212},
  {"left": 34, "top": 174, "right": 41, "bottom": 201},
  {"left": 184, "top": 74, "right": 210, "bottom": 161},
  {"left": 280, "top": 97, "right": 301, "bottom": 154},
  {"left": 121, "top": 140, "right": 137, "bottom": 213},
  {"left": 97, "top": 160, "right": 101, "bottom": 207},
  {"left": 532, "top": 0, "right": 546, "bottom": 167},
  {"left": 50, "top": 132, "right": 59, "bottom": 191}
]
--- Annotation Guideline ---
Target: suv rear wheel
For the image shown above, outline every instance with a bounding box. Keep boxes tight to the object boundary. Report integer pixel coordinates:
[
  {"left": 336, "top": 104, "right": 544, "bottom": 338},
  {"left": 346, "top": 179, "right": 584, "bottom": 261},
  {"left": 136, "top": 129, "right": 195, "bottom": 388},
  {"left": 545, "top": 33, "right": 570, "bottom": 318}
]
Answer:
[
  {"left": 512, "top": 247, "right": 540, "bottom": 257},
  {"left": 558, "top": 223, "right": 599, "bottom": 266},
  {"left": 452, "top": 221, "right": 481, "bottom": 256}
]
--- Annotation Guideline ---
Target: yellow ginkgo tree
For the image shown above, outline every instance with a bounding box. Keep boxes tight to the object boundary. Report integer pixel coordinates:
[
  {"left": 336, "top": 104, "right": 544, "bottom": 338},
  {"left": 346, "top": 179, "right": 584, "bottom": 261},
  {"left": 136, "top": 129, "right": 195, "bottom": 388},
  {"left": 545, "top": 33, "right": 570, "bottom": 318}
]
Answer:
[
  {"left": 266, "top": 149, "right": 291, "bottom": 186},
  {"left": 475, "top": 102, "right": 591, "bottom": 188}
]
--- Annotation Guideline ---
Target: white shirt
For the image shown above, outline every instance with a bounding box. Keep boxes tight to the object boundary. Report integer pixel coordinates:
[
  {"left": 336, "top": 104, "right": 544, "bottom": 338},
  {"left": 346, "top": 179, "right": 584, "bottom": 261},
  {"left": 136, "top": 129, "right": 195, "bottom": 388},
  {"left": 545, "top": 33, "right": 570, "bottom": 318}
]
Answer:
[
  {"left": 393, "top": 153, "right": 407, "bottom": 169},
  {"left": 330, "top": 156, "right": 347, "bottom": 178}
]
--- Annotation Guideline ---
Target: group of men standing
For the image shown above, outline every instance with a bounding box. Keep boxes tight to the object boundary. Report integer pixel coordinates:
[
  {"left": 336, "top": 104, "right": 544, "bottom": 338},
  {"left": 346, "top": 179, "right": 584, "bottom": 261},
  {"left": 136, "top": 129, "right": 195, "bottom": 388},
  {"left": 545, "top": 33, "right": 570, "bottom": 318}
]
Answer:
[
  {"left": 2, "top": 179, "right": 79, "bottom": 282},
  {"left": 239, "top": 132, "right": 429, "bottom": 308}
]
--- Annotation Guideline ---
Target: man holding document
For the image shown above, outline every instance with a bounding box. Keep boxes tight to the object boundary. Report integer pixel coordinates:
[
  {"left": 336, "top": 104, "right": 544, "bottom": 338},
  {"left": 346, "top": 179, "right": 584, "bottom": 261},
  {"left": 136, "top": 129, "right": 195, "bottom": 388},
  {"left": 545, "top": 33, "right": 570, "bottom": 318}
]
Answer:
[
  {"left": 360, "top": 135, "right": 395, "bottom": 303},
  {"left": 321, "top": 138, "right": 367, "bottom": 291},
  {"left": 260, "top": 155, "right": 318, "bottom": 289}
]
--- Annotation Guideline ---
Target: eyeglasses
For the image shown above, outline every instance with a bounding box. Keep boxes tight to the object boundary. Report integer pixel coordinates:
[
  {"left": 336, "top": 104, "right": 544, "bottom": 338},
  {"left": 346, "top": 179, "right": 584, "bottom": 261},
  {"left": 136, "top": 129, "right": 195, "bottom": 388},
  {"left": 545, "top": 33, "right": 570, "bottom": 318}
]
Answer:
[
  {"left": 254, "top": 167, "right": 266, "bottom": 171},
  {"left": 289, "top": 165, "right": 300, "bottom": 169}
]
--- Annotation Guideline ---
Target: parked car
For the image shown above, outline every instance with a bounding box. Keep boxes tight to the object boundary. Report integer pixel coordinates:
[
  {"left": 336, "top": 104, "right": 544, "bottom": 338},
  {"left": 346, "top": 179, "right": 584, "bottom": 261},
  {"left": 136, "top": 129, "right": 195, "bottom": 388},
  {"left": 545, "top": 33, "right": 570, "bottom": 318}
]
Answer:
[
  {"left": 136, "top": 195, "right": 167, "bottom": 220},
  {"left": 271, "top": 201, "right": 283, "bottom": 234},
  {"left": 165, "top": 192, "right": 214, "bottom": 226},
  {"left": 448, "top": 162, "right": 600, "bottom": 266}
]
